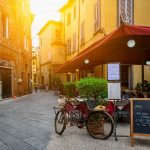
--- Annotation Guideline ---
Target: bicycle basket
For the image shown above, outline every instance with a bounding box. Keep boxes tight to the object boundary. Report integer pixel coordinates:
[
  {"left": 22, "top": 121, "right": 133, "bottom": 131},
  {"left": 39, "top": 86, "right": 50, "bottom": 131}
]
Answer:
[{"left": 57, "top": 97, "right": 66, "bottom": 109}]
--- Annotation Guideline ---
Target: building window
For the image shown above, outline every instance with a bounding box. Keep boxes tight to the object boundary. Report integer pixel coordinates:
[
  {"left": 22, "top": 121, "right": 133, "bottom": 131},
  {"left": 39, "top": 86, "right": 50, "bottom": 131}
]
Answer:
[
  {"left": 119, "top": 0, "right": 133, "bottom": 25},
  {"left": 74, "top": 6, "right": 76, "bottom": 19},
  {"left": 80, "top": 21, "right": 85, "bottom": 45},
  {"left": 59, "top": 48, "right": 64, "bottom": 55},
  {"left": 73, "top": 33, "right": 76, "bottom": 52},
  {"left": 94, "top": 0, "right": 101, "bottom": 33},
  {"left": 55, "top": 29, "right": 61, "bottom": 40},
  {"left": 2, "top": 14, "right": 9, "bottom": 39},
  {"left": 67, "top": 13, "right": 71, "bottom": 25},
  {"left": 67, "top": 38, "right": 71, "bottom": 55},
  {"left": 24, "top": 35, "right": 29, "bottom": 50}
]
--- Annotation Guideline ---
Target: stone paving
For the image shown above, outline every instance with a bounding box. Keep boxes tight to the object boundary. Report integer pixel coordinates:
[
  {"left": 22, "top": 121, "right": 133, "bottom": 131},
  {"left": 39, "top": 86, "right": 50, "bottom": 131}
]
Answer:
[
  {"left": 48, "top": 122, "right": 150, "bottom": 150},
  {"left": 0, "top": 91, "right": 150, "bottom": 150},
  {"left": 0, "top": 91, "right": 56, "bottom": 150}
]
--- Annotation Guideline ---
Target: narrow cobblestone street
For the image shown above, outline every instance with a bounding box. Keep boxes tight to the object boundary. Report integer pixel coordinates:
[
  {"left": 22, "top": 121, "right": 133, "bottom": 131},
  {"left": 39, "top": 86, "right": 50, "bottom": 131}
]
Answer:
[
  {"left": 0, "top": 92, "right": 150, "bottom": 150},
  {"left": 0, "top": 91, "right": 57, "bottom": 150}
]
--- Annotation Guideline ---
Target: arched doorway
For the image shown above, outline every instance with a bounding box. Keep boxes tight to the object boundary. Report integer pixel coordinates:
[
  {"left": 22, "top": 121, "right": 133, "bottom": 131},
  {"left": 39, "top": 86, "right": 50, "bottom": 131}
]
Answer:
[{"left": 0, "top": 60, "right": 13, "bottom": 99}]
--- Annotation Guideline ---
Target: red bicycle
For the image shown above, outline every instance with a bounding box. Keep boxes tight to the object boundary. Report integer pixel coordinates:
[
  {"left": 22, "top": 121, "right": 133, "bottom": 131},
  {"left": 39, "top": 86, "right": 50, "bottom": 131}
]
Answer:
[{"left": 54, "top": 96, "right": 114, "bottom": 140}]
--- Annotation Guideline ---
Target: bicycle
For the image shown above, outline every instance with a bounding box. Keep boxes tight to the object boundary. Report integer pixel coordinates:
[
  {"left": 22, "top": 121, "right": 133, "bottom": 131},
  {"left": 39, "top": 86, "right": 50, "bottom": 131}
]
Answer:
[{"left": 53, "top": 96, "right": 114, "bottom": 140}]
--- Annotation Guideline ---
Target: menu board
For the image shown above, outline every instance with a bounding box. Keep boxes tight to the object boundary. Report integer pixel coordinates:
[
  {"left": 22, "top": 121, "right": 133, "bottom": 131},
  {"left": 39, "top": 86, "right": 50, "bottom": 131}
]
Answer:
[
  {"left": 107, "top": 63, "right": 120, "bottom": 81},
  {"left": 130, "top": 98, "right": 150, "bottom": 146},
  {"left": 108, "top": 82, "right": 121, "bottom": 99},
  {"left": 133, "top": 100, "right": 150, "bottom": 134}
]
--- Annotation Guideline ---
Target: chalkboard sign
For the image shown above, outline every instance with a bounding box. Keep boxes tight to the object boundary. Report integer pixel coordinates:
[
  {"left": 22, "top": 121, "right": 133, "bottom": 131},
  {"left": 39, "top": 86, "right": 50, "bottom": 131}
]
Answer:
[
  {"left": 107, "top": 63, "right": 120, "bottom": 81},
  {"left": 130, "top": 98, "right": 150, "bottom": 146},
  {"left": 133, "top": 100, "right": 150, "bottom": 134}
]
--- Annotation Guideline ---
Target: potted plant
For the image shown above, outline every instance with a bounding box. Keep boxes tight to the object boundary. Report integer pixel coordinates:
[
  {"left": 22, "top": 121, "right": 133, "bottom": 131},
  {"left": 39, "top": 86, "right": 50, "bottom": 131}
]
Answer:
[
  {"left": 76, "top": 77, "right": 108, "bottom": 134},
  {"left": 64, "top": 82, "right": 76, "bottom": 98},
  {"left": 146, "top": 81, "right": 150, "bottom": 92},
  {"left": 76, "top": 77, "right": 108, "bottom": 108}
]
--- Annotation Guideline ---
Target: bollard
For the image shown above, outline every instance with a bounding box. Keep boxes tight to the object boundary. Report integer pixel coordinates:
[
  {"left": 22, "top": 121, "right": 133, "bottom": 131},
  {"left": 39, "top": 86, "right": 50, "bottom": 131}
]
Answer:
[{"left": 13, "top": 96, "right": 16, "bottom": 100}]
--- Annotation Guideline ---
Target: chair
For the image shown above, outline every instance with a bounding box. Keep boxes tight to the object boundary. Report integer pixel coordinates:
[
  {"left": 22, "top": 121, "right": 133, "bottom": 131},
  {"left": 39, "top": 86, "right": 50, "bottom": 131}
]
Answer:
[
  {"left": 116, "top": 99, "right": 130, "bottom": 122},
  {"left": 85, "top": 99, "right": 97, "bottom": 110}
]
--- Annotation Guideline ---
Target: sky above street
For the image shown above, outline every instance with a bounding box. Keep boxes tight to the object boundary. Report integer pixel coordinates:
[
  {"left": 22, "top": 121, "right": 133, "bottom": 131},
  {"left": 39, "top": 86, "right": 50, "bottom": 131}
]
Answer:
[{"left": 30, "top": 0, "right": 67, "bottom": 47}]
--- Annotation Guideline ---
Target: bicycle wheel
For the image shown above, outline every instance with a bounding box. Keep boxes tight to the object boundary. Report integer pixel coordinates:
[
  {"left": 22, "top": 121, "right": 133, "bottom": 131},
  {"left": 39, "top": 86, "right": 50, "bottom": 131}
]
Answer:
[
  {"left": 86, "top": 111, "right": 114, "bottom": 140},
  {"left": 55, "top": 110, "right": 66, "bottom": 135}
]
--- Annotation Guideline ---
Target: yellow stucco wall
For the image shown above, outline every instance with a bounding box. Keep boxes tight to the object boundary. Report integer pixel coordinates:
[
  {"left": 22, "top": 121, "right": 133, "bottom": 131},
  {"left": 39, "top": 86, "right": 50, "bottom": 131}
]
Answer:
[
  {"left": 63, "top": 0, "right": 118, "bottom": 62},
  {"left": 39, "top": 25, "right": 52, "bottom": 65},
  {"left": 59, "top": 0, "right": 150, "bottom": 86},
  {"left": 101, "top": 0, "right": 117, "bottom": 33},
  {"left": 134, "top": 0, "right": 150, "bottom": 26}
]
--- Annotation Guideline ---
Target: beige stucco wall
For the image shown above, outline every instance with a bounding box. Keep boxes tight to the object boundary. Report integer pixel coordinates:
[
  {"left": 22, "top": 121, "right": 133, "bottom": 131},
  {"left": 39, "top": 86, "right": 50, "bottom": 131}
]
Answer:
[
  {"left": 51, "top": 44, "right": 65, "bottom": 64},
  {"left": 39, "top": 22, "right": 65, "bottom": 65},
  {"left": 133, "top": 65, "right": 150, "bottom": 89}
]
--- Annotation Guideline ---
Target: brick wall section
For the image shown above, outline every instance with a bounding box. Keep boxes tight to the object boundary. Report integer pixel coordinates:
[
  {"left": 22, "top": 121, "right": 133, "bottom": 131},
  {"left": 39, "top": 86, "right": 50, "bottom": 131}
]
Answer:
[{"left": 0, "top": 0, "right": 32, "bottom": 97}]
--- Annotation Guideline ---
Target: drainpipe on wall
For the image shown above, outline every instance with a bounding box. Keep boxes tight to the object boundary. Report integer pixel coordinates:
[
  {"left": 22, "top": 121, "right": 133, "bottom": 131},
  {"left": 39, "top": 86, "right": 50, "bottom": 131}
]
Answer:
[
  {"left": 78, "top": 0, "right": 80, "bottom": 54},
  {"left": 63, "top": 12, "right": 67, "bottom": 62}
]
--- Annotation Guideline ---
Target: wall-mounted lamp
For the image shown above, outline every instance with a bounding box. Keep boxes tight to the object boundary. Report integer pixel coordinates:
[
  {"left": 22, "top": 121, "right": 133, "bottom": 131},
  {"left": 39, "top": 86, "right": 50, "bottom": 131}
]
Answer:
[
  {"left": 84, "top": 59, "right": 89, "bottom": 64},
  {"left": 146, "top": 61, "right": 150, "bottom": 70},
  {"left": 18, "top": 78, "right": 22, "bottom": 83},
  {"left": 146, "top": 61, "right": 150, "bottom": 65},
  {"left": 127, "top": 39, "right": 136, "bottom": 48},
  {"left": 76, "top": 69, "right": 79, "bottom": 72}
]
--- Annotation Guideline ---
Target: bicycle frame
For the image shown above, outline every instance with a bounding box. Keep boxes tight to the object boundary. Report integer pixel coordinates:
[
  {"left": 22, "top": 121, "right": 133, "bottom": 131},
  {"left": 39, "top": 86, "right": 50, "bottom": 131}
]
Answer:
[
  {"left": 63, "top": 101, "right": 89, "bottom": 126},
  {"left": 54, "top": 98, "right": 114, "bottom": 139}
]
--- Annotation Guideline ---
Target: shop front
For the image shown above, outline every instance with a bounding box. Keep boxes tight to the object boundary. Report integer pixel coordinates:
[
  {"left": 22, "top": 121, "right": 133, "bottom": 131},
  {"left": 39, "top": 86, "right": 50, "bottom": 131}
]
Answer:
[{"left": 56, "top": 24, "right": 150, "bottom": 90}]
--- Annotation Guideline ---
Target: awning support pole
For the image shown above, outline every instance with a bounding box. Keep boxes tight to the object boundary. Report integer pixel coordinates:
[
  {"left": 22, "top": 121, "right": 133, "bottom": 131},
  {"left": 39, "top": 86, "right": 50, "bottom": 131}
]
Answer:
[{"left": 141, "top": 62, "right": 144, "bottom": 92}]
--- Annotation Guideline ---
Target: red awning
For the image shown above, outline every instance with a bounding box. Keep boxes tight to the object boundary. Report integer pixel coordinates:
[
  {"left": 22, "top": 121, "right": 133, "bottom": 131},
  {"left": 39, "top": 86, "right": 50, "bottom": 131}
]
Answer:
[{"left": 56, "top": 24, "right": 150, "bottom": 73}]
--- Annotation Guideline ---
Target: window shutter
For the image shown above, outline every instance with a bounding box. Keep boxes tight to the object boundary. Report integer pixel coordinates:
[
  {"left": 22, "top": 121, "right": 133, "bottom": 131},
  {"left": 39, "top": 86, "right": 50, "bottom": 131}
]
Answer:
[
  {"left": 73, "top": 33, "right": 76, "bottom": 51},
  {"left": 80, "top": 21, "right": 85, "bottom": 45},
  {"left": 94, "top": 0, "right": 100, "bottom": 33},
  {"left": 119, "top": 0, "right": 133, "bottom": 25},
  {"left": 127, "top": 0, "right": 132, "bottom": 24}
]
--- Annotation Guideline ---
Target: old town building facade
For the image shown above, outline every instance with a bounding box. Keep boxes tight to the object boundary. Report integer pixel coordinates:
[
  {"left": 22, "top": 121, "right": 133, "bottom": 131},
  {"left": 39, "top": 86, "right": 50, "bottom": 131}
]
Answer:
[
  {"left": 0, "top": 0, "right": 33, "bottom": 99},
  {"left": 38, "top": 0, "right": 150, "bottom": 90},
  {"left": 58, "top": 0, "right": 150, "bottom": 89}
]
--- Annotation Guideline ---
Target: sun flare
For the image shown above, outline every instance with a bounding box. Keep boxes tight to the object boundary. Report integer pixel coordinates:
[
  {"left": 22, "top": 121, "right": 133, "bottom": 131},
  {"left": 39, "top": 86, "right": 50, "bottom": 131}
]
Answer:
[{"left": 30, "top": 0, "right": 68, "bottom": 37}]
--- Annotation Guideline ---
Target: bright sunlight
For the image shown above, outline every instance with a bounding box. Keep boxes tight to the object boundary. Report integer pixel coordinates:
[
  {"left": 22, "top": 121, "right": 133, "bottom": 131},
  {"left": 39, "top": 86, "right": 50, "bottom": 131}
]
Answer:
[{"left": 31, "top": 0, "right": 68, "bottom": 46}]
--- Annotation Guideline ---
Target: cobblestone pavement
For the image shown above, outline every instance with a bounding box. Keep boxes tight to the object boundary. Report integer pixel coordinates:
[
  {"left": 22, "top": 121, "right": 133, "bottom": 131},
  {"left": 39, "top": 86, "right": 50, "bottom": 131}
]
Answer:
[
  {"left": 48, "top": 122, "right": 150, "bottom": 150},
  {"left": 48, "top": 104, "right": 150, "bottom": 150},
  {"left": 0, "top": 92, "right": 150, "bottom": 150},
  {"left": 0, "top": 91, "right": 57, "bottom": 150}
]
